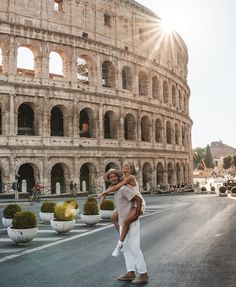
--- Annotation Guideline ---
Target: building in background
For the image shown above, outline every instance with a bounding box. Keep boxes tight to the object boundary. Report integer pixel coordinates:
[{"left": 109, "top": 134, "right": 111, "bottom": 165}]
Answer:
[{"left": 0, "top": 0, "right": 192, "bottom": 194}]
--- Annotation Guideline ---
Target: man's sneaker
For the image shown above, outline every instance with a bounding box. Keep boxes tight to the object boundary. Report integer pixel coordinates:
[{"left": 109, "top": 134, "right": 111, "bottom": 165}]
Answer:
[{"left": 112, "top": 242, "right": 123, "bottom": 257}]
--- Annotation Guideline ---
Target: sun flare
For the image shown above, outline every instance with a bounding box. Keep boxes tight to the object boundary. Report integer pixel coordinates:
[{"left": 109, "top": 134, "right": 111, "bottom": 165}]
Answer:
[{"left": 160, "top": 18, "right": 176, "bottom": 34}]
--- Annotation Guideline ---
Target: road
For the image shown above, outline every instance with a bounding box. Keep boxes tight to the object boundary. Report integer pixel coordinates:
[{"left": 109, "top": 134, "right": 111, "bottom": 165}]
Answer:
[{"left": 0, "top": 194, "right": 236, "bottom": 287}]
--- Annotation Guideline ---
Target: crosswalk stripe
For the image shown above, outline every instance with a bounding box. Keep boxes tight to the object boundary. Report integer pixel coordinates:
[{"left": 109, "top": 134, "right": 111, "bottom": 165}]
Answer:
[
  {"left": 0, "top": 237, "right": 62, "bottom": 242},
  {"left": 37, "top": 229, "right": 89, "bottom": 233},
  {"left": 0, "top": 248, "right": 25, "bottom": 254}
]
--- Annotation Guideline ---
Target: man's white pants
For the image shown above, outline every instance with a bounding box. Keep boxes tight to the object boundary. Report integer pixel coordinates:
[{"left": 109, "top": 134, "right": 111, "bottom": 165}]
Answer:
[{"left": 121, "top": 219, "right": 147, "bottom": 274}]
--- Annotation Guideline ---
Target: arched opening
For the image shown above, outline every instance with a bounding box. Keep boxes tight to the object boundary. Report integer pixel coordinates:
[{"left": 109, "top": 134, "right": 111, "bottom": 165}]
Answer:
[
  {"left": 104, "top": 111, "right": 118, "bottom": 139},
  {"left": 179, "top": 91, "right": 182, "bottom": 110},
  {"left": 50, "top": 106, "right": 64, "bottom": 136},
  {"left": 18, "top": 163, "right": 35, "bottom": 192},
  {"left": 152, "top": 76, "right": 159, "bottom": 99},
  {"left": 102, "top": 61, "right": 115, "bottom": 88},
  {"left": 0, "top": 48, "right": 2, "bottom": 73},
  {"left": 155, "top": 119, "right": 162, "bottom": 143},
  {"left": 79, "top": 108, "right": 95, "bottom": 138},
  {"left": 166, "top": 121, "right": 172, "bottom": 144},
  {"left": 156, "top": 163, "right": 164, "bottom": 185},
  {"left": 51, "top": 163, "right": 66, "bottom": 194},
  {"left": 182, "top": 126, "right": 185, "bottom": 146},
  {"left": 80, "top": 163, "right": 97, "bottom": 193},
  {"left": 172, "top": 85, "right": 176, "bottom": 107},
  {"left": 176, "top": 163, "right": 181, "bottom": 185},
  {"left": 122, "top": 66, "right": 132, "bottom": 91},
  {"left": 49, "top": 51, "right": 63, "bottom": 78},
  {"left": 183, "top": 96, "right": 186, "bottom": 112},
  {"left": 142, "top": 162, "right": 152, "bottom": 191},
  {"left": 167, "top": 162, "right": 174, "bottom": 186},
  {"left": 77, "top": 56, "right": 89, "bottom": 84},
  {"left": 183, "top": 165, "right": 186, "bottom": 184},
  {"left": 163, "top": 81, "right": 168, "bottom": 104},
  {"left": 141, "top": 116, "right": 150, "bottom": 142},
  {"left": 17, "top": 46, "right": 35, "bottom": 77},
  {"left": 124, "top": 113, "right": 136, "bottom": 140},
  {"left": 175, "top": 123, "right": 179, "bottom": 145},
  {"left": 18, "top": 103, "right": 35, "bottom": 135},
  {"left": 138, "top": 71, "right": 148, "bottom": 96}
]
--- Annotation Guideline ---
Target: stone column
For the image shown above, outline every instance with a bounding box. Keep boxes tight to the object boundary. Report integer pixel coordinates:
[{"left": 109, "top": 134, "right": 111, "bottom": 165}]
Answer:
[{"left": 9, "top": 94, "right": 15, "bottom": 136}]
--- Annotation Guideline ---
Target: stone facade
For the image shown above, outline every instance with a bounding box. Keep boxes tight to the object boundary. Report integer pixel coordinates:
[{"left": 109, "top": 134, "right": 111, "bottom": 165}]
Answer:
[{"left": 0, "top": 0, "right": 193, "bottom": 194}]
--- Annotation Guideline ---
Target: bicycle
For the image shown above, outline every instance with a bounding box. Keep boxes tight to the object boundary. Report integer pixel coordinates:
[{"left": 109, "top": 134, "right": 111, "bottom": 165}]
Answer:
[{"left": 29, "top": 189, "right": 41, "bottom": 203}]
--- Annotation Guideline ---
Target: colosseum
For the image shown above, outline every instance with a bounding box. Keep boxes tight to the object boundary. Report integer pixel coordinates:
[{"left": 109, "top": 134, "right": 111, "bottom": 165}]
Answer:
[{"left": 0, "top": 0, "right": 193, "bottom": 195}]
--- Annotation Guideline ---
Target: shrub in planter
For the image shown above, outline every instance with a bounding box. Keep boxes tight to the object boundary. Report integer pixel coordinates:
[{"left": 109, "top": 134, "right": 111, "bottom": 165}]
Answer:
[
  {"left": 231, "top": 187, "right": 236, "bottom": 195},
  {"left": 3, "top": 204, "right": 21, "bottom": 219},
  {"left": 12, "top": 211, "right": 37, "bottom": 229},
  {"left": 2, "top": 204, "right": 22, "bottom": 227},
  {"left": 219, "top": 186, "right": 226, "bottom": 193},
  {"left": 86, "top": 197, "right": 97, "bottom": 204},
  {"left": 40, "top": 201, "right": 56, "bottom": 213},
  {"left": 7, "top": 211, "right": 38, "bottom": 244},
  {"left": 210, "top": 186, "right": 215, "bottom": 192},
  {"left": 227, "top": 186, "right": 232, "bottom": 191},
  {"left": 54, "top": 204, "right": 74, "bottom": 221},
  {"left": 201, "top": 186, "right": 207, "bottom": 193},
  {"left": 84, "top": 201, "right": 99, "bottom": 215},
  {"left": 100, "top": 199, "right": 114, "bottom": 210}
]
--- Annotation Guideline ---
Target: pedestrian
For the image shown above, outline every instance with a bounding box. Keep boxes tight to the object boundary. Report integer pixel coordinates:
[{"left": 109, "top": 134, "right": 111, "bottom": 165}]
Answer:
[
  {"left": 73, "top": 182, "right": 77, "bottom": 197},
  {"left": 69, "top": 181, "right": 73, "bottom": 195},
  {"left": 99, "top": 161, "right": 146, "bottom": 257},
  {"left": 103, "top": 168, "right": 149, "bottom": 284}
]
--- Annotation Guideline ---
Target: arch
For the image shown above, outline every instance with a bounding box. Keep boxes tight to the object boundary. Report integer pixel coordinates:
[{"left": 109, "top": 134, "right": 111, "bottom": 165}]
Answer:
[
  {"left": 183, "top": 164, "right": 186, "bottom": 184},
  {"left": 166, "top": 121, "right": 172, "bottom": 144},
  {"left": 141, "top": 116, "right": 150, "bottom": 142},
  {"left": 122, "top": 66, "right": 132, "bottom": 91},
  {"left": 104, "top": 111, "right": 118, "bottom": 139},
  {"left": 79, "top": 108, "right": 95, "bottom": 138},
  {"left": 49, "top": 51, "right": 63, "bottom": 77},
  {"left": 50, "top": 106, "right": 64, "bottom": 136},
  {"left": 51, "top": 163, "right": 69, "bottom": 194},
  {"left": 176, "top": 162, "right": 181, "bottom": 185},
  {"left": 77, "top": 56, "right": 89, "bottom": 84},
  {"left": 17, "top": 46, "right": 35, "bottom": 77},
  {"left": 155, "top": 119, "right": 162, "bottom": 143},
  {"left": 163, "top": 81, "right": 169, "bottom": 104},
  {"left": 183, "top": 96, "right": 186, "bottom": 112},
  {"left": 179, "top": 91, "right": 182, "bottom": 110},
  {"left": 142, "top": 162, "right": 152, "bottom": 191},
  {"left": 152, "top": 76, "right": 159, "bottom": 99},
  {"left": 80, "top": 162, "right": 97, "bottom": 193},
  {"left": 156, "top": 162, "right": 164, "bottom": 185},
  {"left": 172, "top": 85, "right": 176, "bottom": 107},
  {"left": 175, "top": 123, "right": 179, "bottom": 145},
  {"left": 17, "top": 163, "right": 36, "bottom": 192},
  {"left": 124, "top": 113, "right": 136, "bottom": 140},
  {"left": 167, "top": 162, "right": 174, "bottom": 185},
  {"left": 138, "top": 71, "right": 148, "bottom": 96},
  {"left": 182, "top": 126, "right": 186, "bottom": 146},
  {"left": 17, "top": 103, "right": 35, "bottom": 135},
  {"left": 102, "top": 61, "right": 116, "bottom": 88}
]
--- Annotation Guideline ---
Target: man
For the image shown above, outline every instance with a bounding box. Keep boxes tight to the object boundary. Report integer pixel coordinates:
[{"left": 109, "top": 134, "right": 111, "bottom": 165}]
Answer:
[{"left": 104, "top": 168, "right": 149, "bottom": 284}]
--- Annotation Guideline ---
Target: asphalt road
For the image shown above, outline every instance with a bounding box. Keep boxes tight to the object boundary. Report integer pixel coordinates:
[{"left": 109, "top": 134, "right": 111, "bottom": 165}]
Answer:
[{"left": 0, "top": 194, "right": 236, "bottom": 287}]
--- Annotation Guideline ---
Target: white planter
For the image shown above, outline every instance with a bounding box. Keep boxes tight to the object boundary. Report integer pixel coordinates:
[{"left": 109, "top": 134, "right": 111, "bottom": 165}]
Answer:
[
  {"left": 80, "top": 214, "right": 101, "bottom": 226},
  {"left": 7, "top": 227, "right": 38, "bottom": 245},
  {"left": 100, "top": 210, "right": 114, "bottom": 219},
  {"left": 231, "top": 193, "right": 236, "bottom": 197},
  {"left": 50, "top": 219, "right": 75, "bottom": 234},
  {"left": 2, "top": 217, "right": 13, "bottom": 228},
  {"left": 71, "top": 208, "right": 80, "bottom": 218},
  {"left": 39, "top": 212, "right": 54, "bottom": 223},
  {"left": 219, "top": 193, "right": 227, "bottom": 197}
]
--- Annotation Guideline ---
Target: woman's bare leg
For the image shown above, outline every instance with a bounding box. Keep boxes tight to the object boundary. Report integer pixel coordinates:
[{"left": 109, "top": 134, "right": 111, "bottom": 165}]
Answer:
[
  {"left": 111, "top": 210, "right": 119, "bottom": 232},
  {"left": 120, "top": 207, "right": 137, "bottom": 242}
]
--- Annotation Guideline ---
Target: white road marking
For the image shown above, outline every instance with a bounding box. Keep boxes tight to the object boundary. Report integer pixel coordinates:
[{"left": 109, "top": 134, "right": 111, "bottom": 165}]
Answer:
[
  {"left": 0, "top": 237, "right": 62, "bottom": 242},
  {"left": 0, "top": 248, "right": 25, "bottom": 254},
  {"left": 37, "top": 229, "right": 89, "bottom": 233},
  {"left": 0, "top": 209, "right": 161, "bottom": 264}
]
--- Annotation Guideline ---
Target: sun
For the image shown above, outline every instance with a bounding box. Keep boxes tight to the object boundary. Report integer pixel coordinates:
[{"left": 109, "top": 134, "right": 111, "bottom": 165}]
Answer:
[{"left": 160, "top": 18, "right": 176, "bottom": 34}]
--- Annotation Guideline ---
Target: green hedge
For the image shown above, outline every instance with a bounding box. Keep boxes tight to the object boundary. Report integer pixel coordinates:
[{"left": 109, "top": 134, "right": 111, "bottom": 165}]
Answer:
[
  {"left": 54, "top": 204, "right": 74, "bottom": 221},
  {"left": 100, "top": 199, "right": 114, "bottom": 210},
  {"left": 40, "top": 201, "right": 56, "bottom": 213},
  {"left": 3, "top": 204, "right": 21, "bottom": 219},
  {"left": 12, "top": 211, "right": 37, "bottom": 229}
]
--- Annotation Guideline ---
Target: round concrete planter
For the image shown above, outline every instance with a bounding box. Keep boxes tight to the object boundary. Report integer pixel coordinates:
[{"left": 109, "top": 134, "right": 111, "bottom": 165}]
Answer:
[
  {"left": 231, "top": 193, "right": 236, "bottom": 197},
  {"left": 2, "top": 217, "right": 13, "bottom": 228},
  {"left": 80, "top": 214, "right": 101, "bottom": 226},
  {"left": 219, "top": 192, "right": 227, "bottom": 197},
  {"left": 39, "top": 212, "right": 54, "bottom": 223},
  {"left": 7, "top": 227, "right": 38, "bottom": 245},
  {"left": 50, "top": 219, "right": 75, "bottom": 234},
  {"left": 100, "top": 210, "right": 114, "bottom": 220}
]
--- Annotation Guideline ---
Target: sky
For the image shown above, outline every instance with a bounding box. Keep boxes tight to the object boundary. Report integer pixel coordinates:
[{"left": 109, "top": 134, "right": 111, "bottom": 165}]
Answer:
[{"left": 136, "top": 0, "right": 236, "bottom": 149}]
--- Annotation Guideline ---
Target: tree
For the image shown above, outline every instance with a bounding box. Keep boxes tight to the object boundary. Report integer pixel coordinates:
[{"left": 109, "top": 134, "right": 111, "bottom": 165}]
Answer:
[
  {"left": 193, "top": 147, "right": 206, "bottom": 169},
  {"left": 231, "top": 155, "right": 236, "bottom": 168},
  {"left": 204, "top": 144, "right": 214, "bottom": 168},
  {"left": 223, "top": 156, "right": 232, "bottom": 169}
]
